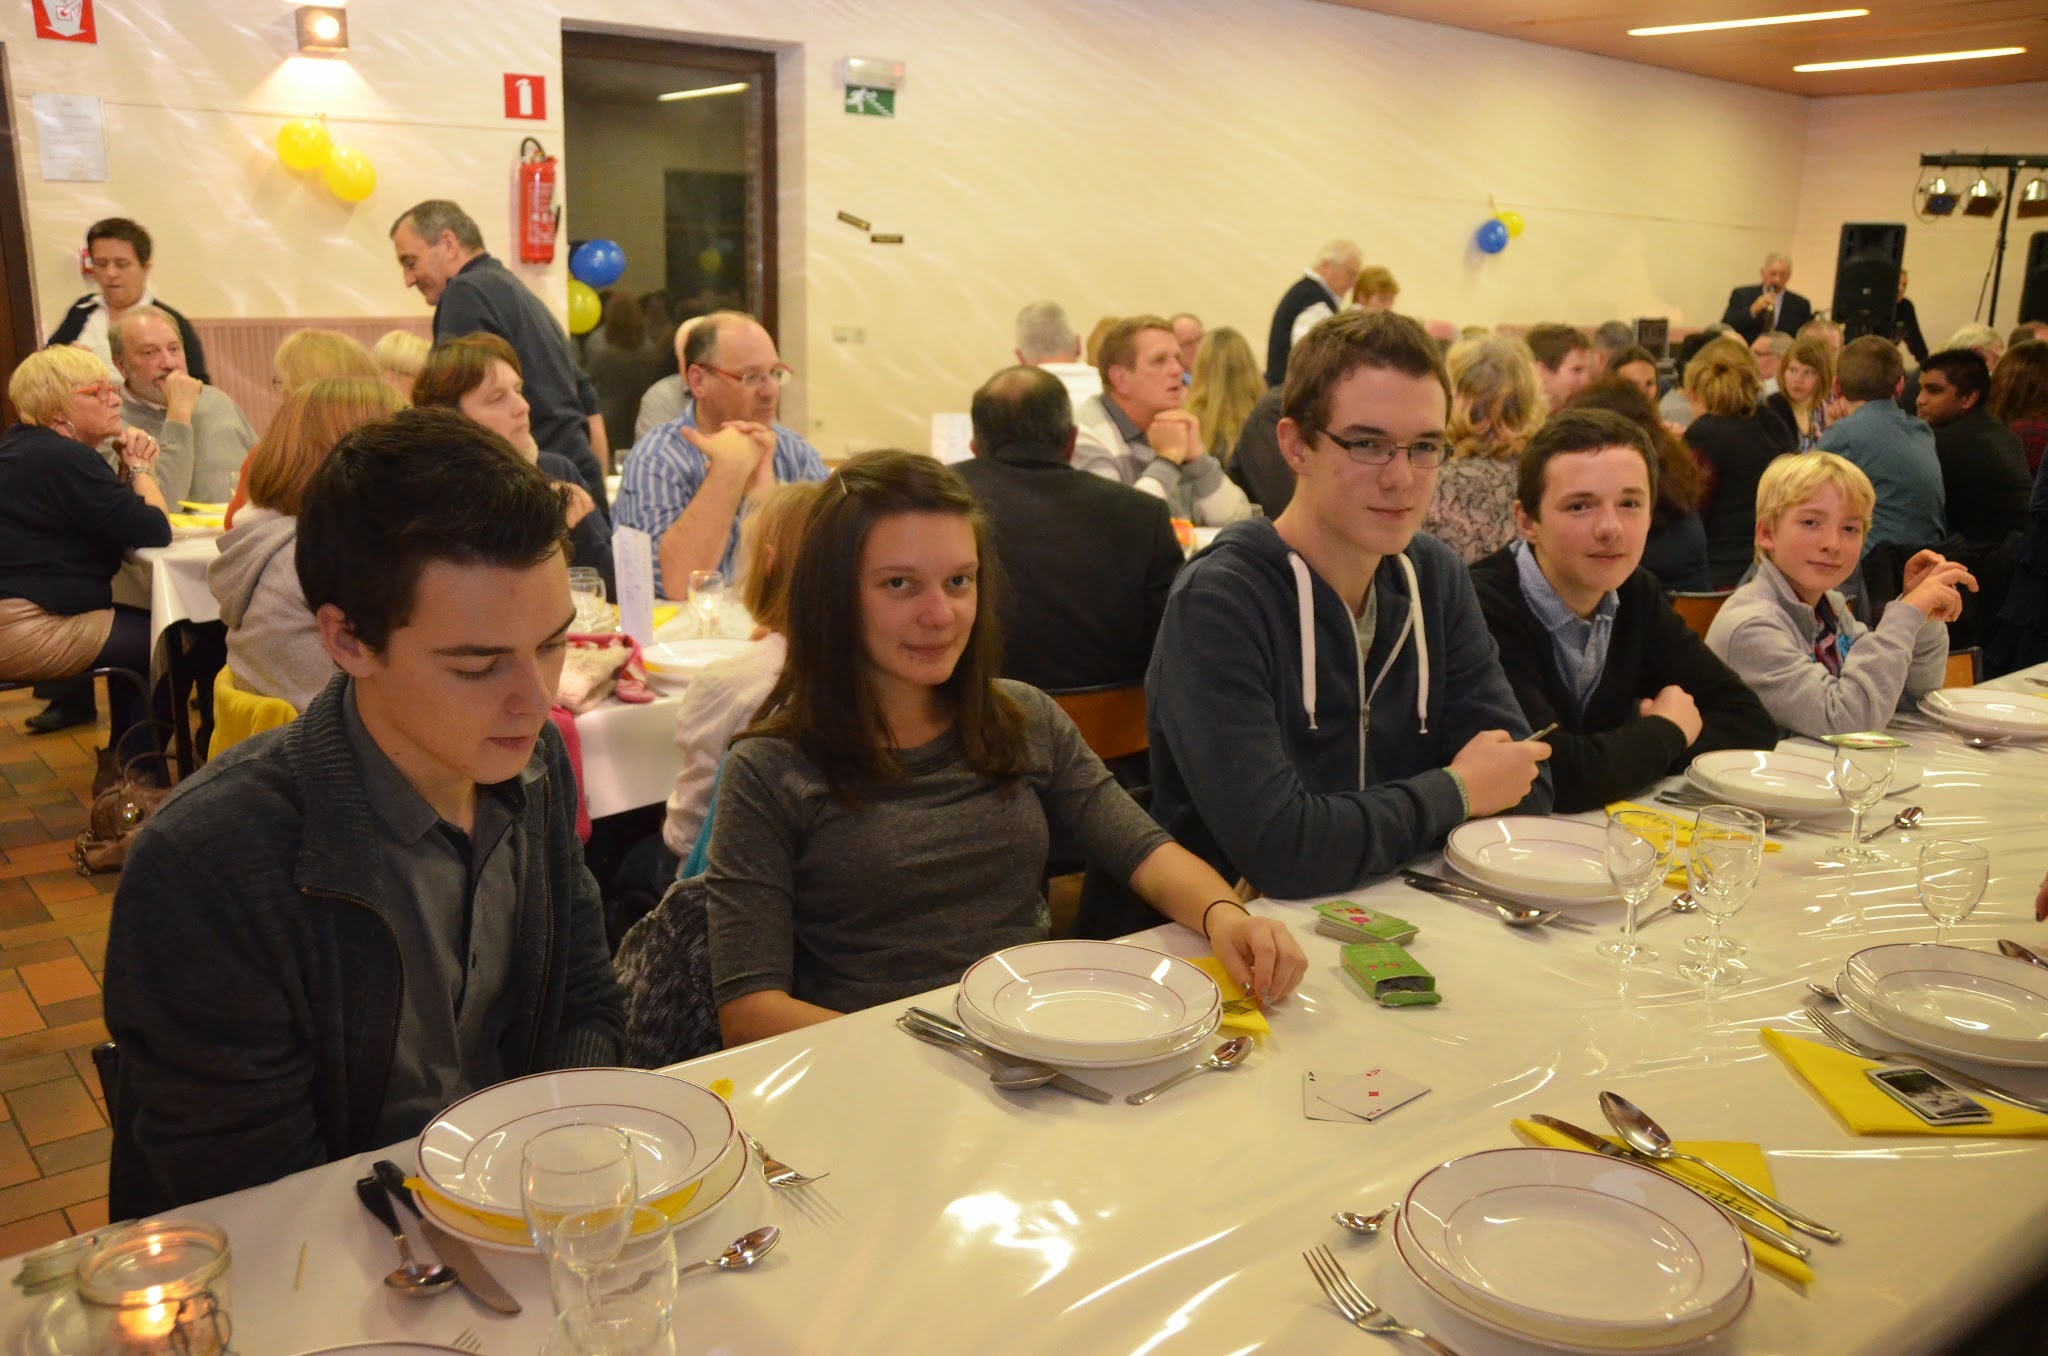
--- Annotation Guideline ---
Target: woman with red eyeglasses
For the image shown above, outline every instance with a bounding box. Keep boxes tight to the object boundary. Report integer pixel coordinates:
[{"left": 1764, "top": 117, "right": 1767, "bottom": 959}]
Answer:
[{"left": 0, "top": 346, "right": 171, "bottom": 750}]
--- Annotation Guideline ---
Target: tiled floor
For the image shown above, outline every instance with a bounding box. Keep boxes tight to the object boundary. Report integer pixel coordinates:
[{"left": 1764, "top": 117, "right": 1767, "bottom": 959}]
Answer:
[{"left": 0, "top": 686, "right": 117, "bottom": 1259}]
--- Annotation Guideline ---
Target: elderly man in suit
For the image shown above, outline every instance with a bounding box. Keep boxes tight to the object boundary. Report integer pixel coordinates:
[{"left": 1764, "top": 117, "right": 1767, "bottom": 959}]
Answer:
[{"left": 1721, "top": 253, "right": 1813, "bottom": 345}]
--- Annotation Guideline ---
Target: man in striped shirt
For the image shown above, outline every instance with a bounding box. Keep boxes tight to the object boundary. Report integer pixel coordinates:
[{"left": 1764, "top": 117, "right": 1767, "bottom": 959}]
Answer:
[{"left": 614, "top": 312, "right": 828, "bottom": 598}]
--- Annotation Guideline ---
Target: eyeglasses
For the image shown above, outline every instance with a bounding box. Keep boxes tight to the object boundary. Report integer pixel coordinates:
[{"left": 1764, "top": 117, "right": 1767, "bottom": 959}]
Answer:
[
  {"left": 73, "top": 381, "right": 122, "bottom": 402},
  {"left": 697, "top": 363, "right": 794, "bottom": 391},
  {"left": 1319, "top": 429, "right": 1449, "bottom": 467}
]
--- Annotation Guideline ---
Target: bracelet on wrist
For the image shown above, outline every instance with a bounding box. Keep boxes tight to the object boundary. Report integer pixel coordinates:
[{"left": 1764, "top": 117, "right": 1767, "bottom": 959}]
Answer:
[{"left": 1201, "top": 898, "right": 1248, "bottom": 942}]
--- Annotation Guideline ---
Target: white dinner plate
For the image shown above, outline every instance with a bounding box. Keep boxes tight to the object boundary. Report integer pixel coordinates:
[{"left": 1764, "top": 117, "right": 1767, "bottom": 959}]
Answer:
[
  {"left": 1919, "top": 688, "right": 2048, "bottom": 739},
  {"left": 1394, "top": 1213, "right": 1748, "bottom": 1354},
  {"left": 418, "top": 1124, "right": 748, "bottom": 1255},
  {"left": 417, "top": 1068, "right": 734, "bottom": 1214},
  {"left": 288, "top": 1347, "right": 480, "bottom": 1355},
  {"left": 956, "top": 940, "right": 1219, "bottom": 1060},
  {"left": 1688, "top": 747, "right": 1844, "bottom": 815},
  {"left": 955, "top": 997, "right": 1221, "bottom": 1069},
  {"left": 1839, "top": 944, "right": 2048, "bottom": 1068},
  {"left": 1445, "top": 818, "right": 1619, "bottom": 902},
  {"left": 1401, "top": 1148, "right": 1749, "bottom": 1345},
  {"left": 641, "top": 638, "right": 753, "bottom": 679}
]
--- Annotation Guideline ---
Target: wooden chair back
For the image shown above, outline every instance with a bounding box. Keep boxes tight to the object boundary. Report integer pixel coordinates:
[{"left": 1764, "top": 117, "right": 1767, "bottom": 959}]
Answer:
[
  {"left": 1050, "top": 684, "right": 1148, "bottom": 764},
  {"left": 1944, "top": 646, "right": 1982, "bottom": 689},
  {"left": 1670, "top": 591, "right": 1734, "bottom": 639}
]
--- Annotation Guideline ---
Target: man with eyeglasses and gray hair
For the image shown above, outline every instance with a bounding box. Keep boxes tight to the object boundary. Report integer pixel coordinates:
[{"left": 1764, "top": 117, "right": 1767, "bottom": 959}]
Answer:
[
  {"left": 1146, "top": 309, "right": 1550, "bottom": 905},
  {"left": 1013, "top": 301, "right": 1101, "bottom": 408},
  {"left": 614, "top": 311, "right": 827, "bottom": 598}
]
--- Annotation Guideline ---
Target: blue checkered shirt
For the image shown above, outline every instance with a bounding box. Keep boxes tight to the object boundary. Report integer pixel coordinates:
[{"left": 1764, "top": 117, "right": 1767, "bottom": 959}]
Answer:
[{"left": 1512, "top": 541, "right": 1618, "bottom": 718}]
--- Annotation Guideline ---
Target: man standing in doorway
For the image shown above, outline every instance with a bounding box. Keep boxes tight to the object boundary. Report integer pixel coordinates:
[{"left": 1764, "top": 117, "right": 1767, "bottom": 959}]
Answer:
[
  {"left": 389, "top": 199, "right": 608, "bottom": 504},
  {"left": 45, "top": 218, "right": 210, "bottom": 382}
]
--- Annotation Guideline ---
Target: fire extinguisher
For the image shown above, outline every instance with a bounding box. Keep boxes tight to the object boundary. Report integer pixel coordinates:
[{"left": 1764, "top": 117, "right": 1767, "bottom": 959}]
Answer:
[{"left": 515, "top": 136, "right": 561, "bottom": 265}]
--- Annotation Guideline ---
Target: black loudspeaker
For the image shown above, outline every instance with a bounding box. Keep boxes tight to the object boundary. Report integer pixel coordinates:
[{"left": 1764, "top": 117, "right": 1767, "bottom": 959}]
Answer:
[
  {"left": 1831, "top": 222, "right": 1906, "bottom": 341},
  {"left": 2021, "top": 231, "right": 2048, "bottom": 325}
]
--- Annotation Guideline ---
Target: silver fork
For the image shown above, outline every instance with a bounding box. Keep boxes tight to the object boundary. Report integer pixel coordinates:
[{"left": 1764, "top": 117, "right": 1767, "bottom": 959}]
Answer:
[
  {"left": 1303, "top": 1245, "right": 1463, "bottom": 1354},
  {"left": 452, "top": 1331, "right": 484, "bottom": 1354},
  {"left": 1802, "top": 1002, "right": 2048, "bottom": 1112},
  {"left": 743, "top": 1130, "right": 830, "bottom": 1188}
]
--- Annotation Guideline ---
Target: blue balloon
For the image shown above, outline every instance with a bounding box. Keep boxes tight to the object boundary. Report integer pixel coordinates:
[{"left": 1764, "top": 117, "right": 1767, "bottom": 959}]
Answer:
[
  {"left": 570, "top": 238, "right": 627, "bottom": 287},
  {"left": 1476, "top": 219, "right": 1510, "bottom": 255}
]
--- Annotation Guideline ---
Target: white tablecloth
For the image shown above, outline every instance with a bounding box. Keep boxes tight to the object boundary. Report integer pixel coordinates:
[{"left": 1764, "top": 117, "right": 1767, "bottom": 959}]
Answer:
[
  {"left": 129, "top": 537, "right": 224, "bottom": 652},
  {"left": 11, "top": 673, "right": 2048, "bottom": 1354}
]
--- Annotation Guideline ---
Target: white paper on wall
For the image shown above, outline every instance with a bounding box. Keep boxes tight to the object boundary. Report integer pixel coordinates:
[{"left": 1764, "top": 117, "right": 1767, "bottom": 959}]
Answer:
[{"left": 31, "top": 94, "right": 107, "bottom": 182}]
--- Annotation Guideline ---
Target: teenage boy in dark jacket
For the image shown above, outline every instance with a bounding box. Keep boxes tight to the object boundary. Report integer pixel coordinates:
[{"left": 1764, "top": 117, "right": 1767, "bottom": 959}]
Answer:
[
  {"left": 1148, "top": 310, "right": 1552, "bottom": 901},
  {"left": 1471, "top": 409, "right": 1776, "bottom": 814},
  {"left": 103, "top": 408, "right": 624, "bottom": 1218}
]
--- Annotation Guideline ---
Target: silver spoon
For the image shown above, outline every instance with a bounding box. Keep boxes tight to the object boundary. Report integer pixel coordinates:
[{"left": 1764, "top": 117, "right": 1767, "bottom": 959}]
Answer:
[
  {"left": 1808, "top": 980, "right": 1841, "bottom": 1004},
  {"left": 1597, "top": 1091, "right": 1842, "bottom": 1242},
  {"left": 1857, "top": 805, "right": 1924, "bottom": 843},
  {"left": 1630, "top": 892, "right": 1697, "bottom": 931},
  {"left": 1332, "top": 1204, "right": 1397, "bottom": 1237},
  {"left": 355, "top": 1177, "right": 457, "bottom": 1297},
  {"left": 1125, "top": 1037, "right": 1254, "bottom": 1105},
  {"left": 677, "top": 1225, "right": 780, "bottom": 1281}
]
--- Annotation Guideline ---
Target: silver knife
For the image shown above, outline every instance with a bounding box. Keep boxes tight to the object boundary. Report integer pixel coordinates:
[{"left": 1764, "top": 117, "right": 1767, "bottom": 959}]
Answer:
[
  {"left": 903, "top": 1007, "right": 1114, "bottom": 1103},
  {"left": 372, "top": 1159, "right": 523, "bottom": 1314},
  {"left": 1529, "top": 1115, "right": 1811, "bottom": 1260},
  {"left": 1398, "top": 869, "right": 1595, "bottom": 930}
]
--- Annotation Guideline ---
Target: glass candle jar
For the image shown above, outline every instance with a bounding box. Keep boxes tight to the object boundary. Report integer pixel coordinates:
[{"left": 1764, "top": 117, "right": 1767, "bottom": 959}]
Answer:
[{"left": 74, "top": 1219, "right": 233, "bottom": 1355}]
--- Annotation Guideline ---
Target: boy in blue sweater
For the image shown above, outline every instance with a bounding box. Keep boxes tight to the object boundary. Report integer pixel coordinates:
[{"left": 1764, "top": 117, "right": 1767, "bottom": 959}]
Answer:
[{"left": 1148, "top": 310, "right": 1551, "bottom": 899}]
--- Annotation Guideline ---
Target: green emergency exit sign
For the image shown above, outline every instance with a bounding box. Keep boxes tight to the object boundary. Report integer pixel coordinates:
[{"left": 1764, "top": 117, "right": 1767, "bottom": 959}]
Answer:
[{"left": 844, "top": 85, "right": 894, "bottom": 117}]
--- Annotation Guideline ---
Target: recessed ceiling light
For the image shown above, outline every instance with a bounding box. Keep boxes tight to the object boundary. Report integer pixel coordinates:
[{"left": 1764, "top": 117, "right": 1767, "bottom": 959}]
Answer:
[
  {"left": 1629, "top": 9, "right": 1866, "bottom": 37},
  {"left": 657, "top": 82, "right": 749, "bottom": 102},
  {"left": 1795, "top": 46, "right": 2025, "bottom": 72}
]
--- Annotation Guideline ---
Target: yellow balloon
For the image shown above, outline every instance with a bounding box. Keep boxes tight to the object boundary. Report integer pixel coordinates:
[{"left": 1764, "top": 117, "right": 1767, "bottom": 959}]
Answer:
[
  {"left": 1498, "top": 209, "right": 1525, "bottom": 240},
  {"left": 276, "top": 118, "right": 332, "bottom": 172},
  {"left": 321, "top": 147, "right": 376, "bottom": 203},
  {"left": 697, "top": 246, "right": 723, "bottom": 275},
  {"left": 567, "top": 280, "right": 602, "bottom": 335}
]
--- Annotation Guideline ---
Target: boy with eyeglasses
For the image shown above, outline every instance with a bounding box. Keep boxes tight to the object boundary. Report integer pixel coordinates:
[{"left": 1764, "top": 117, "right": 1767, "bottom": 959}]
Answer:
[{"left": 1146, "top": 310, "right": 1551, "bottom": 902}]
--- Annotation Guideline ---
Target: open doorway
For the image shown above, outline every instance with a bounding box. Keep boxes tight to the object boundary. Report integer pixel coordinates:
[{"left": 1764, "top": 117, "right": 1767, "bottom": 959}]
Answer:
[
  {"left": 0, "top": 45, "right": 40, "bottom": 424},
  {"left": 561, "top": 30, "right": 778, "bottom": 454}
]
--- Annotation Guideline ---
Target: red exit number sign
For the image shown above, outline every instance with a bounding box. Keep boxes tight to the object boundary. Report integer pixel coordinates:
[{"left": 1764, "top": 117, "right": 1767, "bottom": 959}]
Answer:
[{"left": 504, "top": 74, "right": 546, "bottom": 120}]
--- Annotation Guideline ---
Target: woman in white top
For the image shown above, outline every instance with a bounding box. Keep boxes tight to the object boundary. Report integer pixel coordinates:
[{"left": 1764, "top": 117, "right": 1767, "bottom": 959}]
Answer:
[{"left": 661, "top": 481, "right": 825, "bottom": 862}]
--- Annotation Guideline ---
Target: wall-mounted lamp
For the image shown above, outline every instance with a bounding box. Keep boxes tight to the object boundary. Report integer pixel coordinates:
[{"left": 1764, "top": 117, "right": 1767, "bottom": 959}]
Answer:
[{"left": 295, "top": 6, "right": 347, "bottom": 55}]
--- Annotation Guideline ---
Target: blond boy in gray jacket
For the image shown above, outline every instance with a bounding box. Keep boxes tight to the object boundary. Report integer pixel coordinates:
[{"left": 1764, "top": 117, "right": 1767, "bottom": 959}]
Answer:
[{"left": 1705, "top": 452, "right": 1972, "bottom": 738}]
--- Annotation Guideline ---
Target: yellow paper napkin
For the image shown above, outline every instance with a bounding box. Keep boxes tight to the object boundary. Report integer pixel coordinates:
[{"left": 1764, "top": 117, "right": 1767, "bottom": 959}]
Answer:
[
  {"left": 652, "top": 604, "right": 679, "bottom": 629},
  {"left": 166, "top": 512, "right": 223, "bottom": 529},
  {"left": 1189, "top": 955, "right": 1271, "bottom": 1035},
  {"left": 1511, "top": 1117, "right": 1813, "bottom": 1285},
  {"left": 1604, "top": 800, "right": 1783, "bottom": 887},
  {"left": 403, "top": 1174, "right": 702, "bottom": 1241},
  {"left": 1760, "top": 1028, "right": 2048, "bottom": 1138}
]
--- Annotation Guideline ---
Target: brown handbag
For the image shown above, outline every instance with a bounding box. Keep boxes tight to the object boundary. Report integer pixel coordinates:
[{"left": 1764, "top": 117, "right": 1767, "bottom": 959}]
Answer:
[{"left": 74, "top": 724, "right": 176, "bottom": 875}]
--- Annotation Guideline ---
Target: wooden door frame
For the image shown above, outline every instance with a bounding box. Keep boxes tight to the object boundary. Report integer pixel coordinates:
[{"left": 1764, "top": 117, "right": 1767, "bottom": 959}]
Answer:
[
  {"left": 559, "top": 28, "right": 780, "bottom": 341},
  {"left": 0, "top": 44, "right": 41, "bottom": 423}
]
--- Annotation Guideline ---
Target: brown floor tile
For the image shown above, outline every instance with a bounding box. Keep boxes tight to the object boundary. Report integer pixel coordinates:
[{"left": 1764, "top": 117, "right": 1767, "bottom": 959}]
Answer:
[
  {"left": 37, "top": 997, "right": 102, "bottom": 1030},
  {"left": 0, "top": 1211, "right": 74, "bottom": 1257},
  {"left": 64, "top": 1197, "right": 107, "bottom": 1233},
  {"left": 0, "top": 1055, "right": 75, "bottom": 1093},
  {"left": 0, "top": 1122, "right": 35, "bottom": 1188},
  {"left": 0, "top": 819, "right": 50, "bottom": 853},
  {"left": 0, "top": 1017, "right": 110, "bottom": 1065},
  {"left": 0, "top": 881, "right": 49, "bottom": 933},
  {"left": 0, "top": 939, "right": 81, "bottom": 970},
  {"left": 0, "top": 990, "right": 44, "bottom": 1041},
  {"left": 32, "top": 1127, "right": 110, "bottom": 1177},
  {"left": 20, "top": 956, "right": 96, "bottom": 1008},
  {"left": 45, "top": 896, "right": 112, "bottom": 924},
  {"left": 0, "top": 1164, "right": 111, "bottom": 1224},
  {"left": 26, "top": 872, "right": 96, "bottom": 908},
  {"left": 6, "top": 838, "right": 76, "bottom": 869},
  {"left": 2, "top": 761, "right": 55, "bottom": 792},
  {"left": 66, "top": 1046, "right": 101, "bottom": 1099},
  {"left": 70, "top": 932, "right": 106, "bottom": 972},
  {"left": 35, "top": 742, "right": 92, "bottom": 772},
  {"left": 7, "top": 1077, "right": 105, "bottom": 1146}
]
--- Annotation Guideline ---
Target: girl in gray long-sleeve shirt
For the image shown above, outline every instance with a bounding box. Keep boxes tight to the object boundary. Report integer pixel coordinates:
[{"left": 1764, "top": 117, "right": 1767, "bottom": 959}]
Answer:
[
  {"left": 1705, "top": 453, "right": 1965, "bottom": 739},
  {"left": 701, "top": 448, "right": 1305, "bottom": 1048}
]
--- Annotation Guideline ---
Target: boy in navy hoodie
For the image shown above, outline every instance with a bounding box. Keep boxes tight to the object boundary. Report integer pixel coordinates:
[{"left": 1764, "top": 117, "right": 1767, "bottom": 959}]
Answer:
[{"left": 1147, "top": 310, "right": 1551, "bottom": 899}]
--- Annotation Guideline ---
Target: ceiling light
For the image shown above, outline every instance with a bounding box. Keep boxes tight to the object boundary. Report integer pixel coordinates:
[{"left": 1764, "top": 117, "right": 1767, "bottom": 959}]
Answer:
[
  {"left": 1920, "top": 177, "right": 1959, "bottom": 217},
  {"left": 657, "top": 82, "right": 748, "bottom": 103},
  {"left": 1628, "top": 9, "right": 1866, "bottom": 37},
  {"left": 293, "top": 5, "right": 347, "bottom": 55},
  {"left": 1962, "top": 176, "right": 2004, "bottom": 217},
  {"left": 2018, "top": 178, "right": 2048, "bottom": 220},
  {"left": 1795, "top": 47, "right": 2024, "bottom": 72}
]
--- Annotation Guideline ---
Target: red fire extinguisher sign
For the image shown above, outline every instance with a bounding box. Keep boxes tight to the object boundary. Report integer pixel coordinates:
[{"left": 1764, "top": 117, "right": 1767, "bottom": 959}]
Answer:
[{"left": 504, "top": 74, "right": 546, "bottom": 120}]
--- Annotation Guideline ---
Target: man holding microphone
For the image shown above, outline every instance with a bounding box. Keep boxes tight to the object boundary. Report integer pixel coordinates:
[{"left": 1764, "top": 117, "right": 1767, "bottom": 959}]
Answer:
[{"left": 1722, "top": 253, "right": 1813, "bottom": 345}]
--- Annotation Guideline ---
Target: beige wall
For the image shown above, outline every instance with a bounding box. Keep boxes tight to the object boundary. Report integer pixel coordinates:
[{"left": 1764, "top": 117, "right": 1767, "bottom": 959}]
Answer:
[
  {"left": 0, "top": 1, "right": 2031, "bottom": 453},
  {"left": 1789, "top": 81, "right": 2048, "bottom": 348}
]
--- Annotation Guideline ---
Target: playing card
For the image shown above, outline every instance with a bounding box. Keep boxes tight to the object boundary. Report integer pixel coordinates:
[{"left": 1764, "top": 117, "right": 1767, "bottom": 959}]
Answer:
[
  {"left": 1314, "top": 1066, "right": 1430, "bottom": 1122},
  {"left": 1303, "top": 1071, "right": 1366, "bottom": 1122}
]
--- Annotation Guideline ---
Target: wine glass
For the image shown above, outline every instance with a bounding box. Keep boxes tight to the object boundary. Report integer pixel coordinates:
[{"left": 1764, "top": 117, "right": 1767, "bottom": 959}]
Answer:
[
  {"left": 1917, "top": 839, "right": 1989, "bottom": 946},
  {"left": 1601, "top": 809, "right": 1677, "bottom": 965},
  {"left": 687, "top": 569, "right": 725, "bottom": 637},
  {"left": 568, "top": 566, "right": 608, "bottom": 632},
  {"left": 1677, "top": 805, "right": 1766, "bottom": 992},
  {"left": 522, "top": 1125, "right": 638, "bottom": 1300},
  {"left": 544, "top": 1204, "right": 677, "bottom": 1352},
  {"left": 1831, "top": 744, "right": 1897, "bottom": 864}
]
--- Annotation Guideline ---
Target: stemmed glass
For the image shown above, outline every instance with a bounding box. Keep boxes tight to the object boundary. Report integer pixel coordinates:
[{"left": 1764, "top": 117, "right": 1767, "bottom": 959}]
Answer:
[
  {"left": 1601, "top": 809, "right": 1678, "bottom": 965},
  {"left": 544, "top": 1204, "right": 678, "bottom": 1355},
  {"left": 687, "top": 569, "right": 725, "bottom": 637},
  {"left": 1832, "top": 744, "right": 1897, "bottom": 864},
  {"left": 1677, "top": 806, "right": 1767, "bottom": 992},
  {"left": 522, "top": 1125, "right": 638, "bottom": 1309},
  {"left": 568, "top": 566, "right": 608, "bottom": 633},
  {"left": 1917, "top": 839, "right": 1989, "bottom": 946}
]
